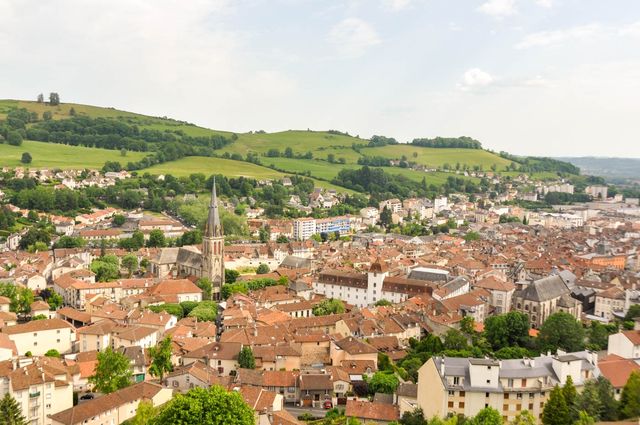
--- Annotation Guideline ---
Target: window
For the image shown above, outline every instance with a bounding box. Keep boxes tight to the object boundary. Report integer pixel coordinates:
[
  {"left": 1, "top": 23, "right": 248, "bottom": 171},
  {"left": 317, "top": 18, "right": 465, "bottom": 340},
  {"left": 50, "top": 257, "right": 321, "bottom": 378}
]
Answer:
[
  {"left": 459, "top": 402, "right": 465, "bottom": 408},
  {"left": 521, "top": 379, "right": 527, "bottom": 387},
  {"left": 504, "top": 394, "right": 509, "bottom": 400},
  {"left": 453, "top": 377, "right": 460, "bottom": 385},
  {"left": 459, "top": 391, "right": 465, "bottom": 397},
  {"left": 448, "top": 391, "right": 455, "bottom": 396},
  {"left": 486, "top": 379, "right": 490, "bottom": 384},
  {"left": 529, "top": 403, "right": 534, "bottom": 410},
  {"left": 517, "top": 393, "right": 523, "bottom": 400},
  {"left": 503, "top": 404, "right": 508, "bottom": 411},
  {"left": 485, "top": 392, "right": 490, "bottom": 398},
  {"left": 516, "top": 404, "right": 521, "bottom": 411},
  {"left": 529, "top": 393, "right": 534, "bottom": 399},
  {"left": 448, "top": 401, "right": 454, "bottom": 408}
]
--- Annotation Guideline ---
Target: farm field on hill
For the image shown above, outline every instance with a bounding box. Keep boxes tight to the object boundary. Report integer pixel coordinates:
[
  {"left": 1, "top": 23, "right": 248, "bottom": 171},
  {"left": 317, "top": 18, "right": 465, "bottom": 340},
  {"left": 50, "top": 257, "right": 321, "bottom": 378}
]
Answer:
[
  {"left": 360, "top": 145, "right": 512, "bottom": 170},
  {"left": 0, "top": 99, "right": 229, "bottom": 139},
  {"left": 142, "top": 156, "right": 352, "bottom": 193},
  {"left": 223, "top": 130, "right": 365, "bottom": 156},
  {"left": 0, "top": 140, "right": 148, "bottom": 169}
]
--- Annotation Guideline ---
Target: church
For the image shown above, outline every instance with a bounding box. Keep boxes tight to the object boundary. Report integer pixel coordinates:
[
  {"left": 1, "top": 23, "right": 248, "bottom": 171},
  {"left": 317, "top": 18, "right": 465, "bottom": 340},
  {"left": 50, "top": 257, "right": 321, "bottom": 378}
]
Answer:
[{"left": 150, "top": 181, "right": 225, "bottom": 298}]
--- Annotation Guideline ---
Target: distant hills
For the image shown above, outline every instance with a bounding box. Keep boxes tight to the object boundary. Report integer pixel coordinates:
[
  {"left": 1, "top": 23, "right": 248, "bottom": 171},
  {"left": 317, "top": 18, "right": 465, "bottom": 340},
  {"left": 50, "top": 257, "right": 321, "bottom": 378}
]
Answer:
[
  {"left": 0, "top": 99, "right": 583, "bottom": 194},
  {"left": 558, "top": 157, "right": 640, "bottom": 181}
]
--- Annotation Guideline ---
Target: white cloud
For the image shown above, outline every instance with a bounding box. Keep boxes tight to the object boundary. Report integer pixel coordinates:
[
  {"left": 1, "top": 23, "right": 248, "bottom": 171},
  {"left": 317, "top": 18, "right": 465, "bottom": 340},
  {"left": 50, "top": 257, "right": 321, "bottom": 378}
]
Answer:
[
  {"left": 383, "top": 0, "right": 411, "bottom": 10},
  {"left": 328, "top": 18, "right": 381, "bottom": 56},
  {"left": 460, "top": 68, "right": 495, "bottom": 89},
  {"left": 478, "top": 0, "right": 517, "bottom": 18},
  {"left": 535, "top": 0, "right": 553, "bottom": 8},
  {"left": 523, "top": 75, "right": 552, "bottom": 87},
  {"left": 619, "top": 20, "right": 640, "bottom": 37},
  {"left": 515, "top": 24, "right": 602, "bottom": 49}
]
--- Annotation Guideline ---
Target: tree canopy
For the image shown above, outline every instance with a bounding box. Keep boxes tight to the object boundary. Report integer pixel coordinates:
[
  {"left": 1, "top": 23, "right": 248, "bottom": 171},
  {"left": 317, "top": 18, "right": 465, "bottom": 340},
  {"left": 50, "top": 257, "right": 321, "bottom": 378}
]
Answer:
[{"left": 88, "top": 348, "right": 132, "bottom": 394}]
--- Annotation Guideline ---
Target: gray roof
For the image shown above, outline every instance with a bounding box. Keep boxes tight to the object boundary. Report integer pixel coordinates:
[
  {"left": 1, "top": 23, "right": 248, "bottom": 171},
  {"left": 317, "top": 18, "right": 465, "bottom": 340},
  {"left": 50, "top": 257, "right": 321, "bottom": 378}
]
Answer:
[
  {"left": 514, "top": 275, "right": 570, "bottom": 302},
  {"left": 396, "top": 383, "right": 417, "bottom": 398},
  {"left": 176, "top": 246, "right": 203, "bottom": 269},
  {"left": 153, "top": 247, "right": 179, "bottom": 264},
  {"left": 435, "top": 351, "right": 596, "bottom": 391},
  {"left": 280, "top": 255, "right": 311, "bottom": 269}
]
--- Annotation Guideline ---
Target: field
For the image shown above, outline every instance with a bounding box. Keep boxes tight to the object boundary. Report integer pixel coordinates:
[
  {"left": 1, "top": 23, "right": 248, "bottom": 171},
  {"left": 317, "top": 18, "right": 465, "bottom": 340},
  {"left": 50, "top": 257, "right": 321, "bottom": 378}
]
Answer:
[
  {"left": 0, "top": 140, "right": 148, "bottom": 169},
  {"left": 222, "top": 130, "right": 364, "bottom": 157},
  {"left": 360, "top": 145, "right": 513, "bottom": 170},
  {"left": 142, "top": 156, "right": 353, "bottom": 193},
  {"left": 263, "top": 157, "right": 357, "bottom": 180},
  {"left": 0, "top": 99, "right": 228, "bottom": 138}
]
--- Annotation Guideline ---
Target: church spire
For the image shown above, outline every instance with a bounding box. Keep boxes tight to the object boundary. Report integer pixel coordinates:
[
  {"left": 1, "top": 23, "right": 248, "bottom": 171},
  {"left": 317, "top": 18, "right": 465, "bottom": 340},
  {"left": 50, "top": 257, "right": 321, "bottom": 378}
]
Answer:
[{"left": 204, "top": 177, "right": 223, "bottom": 238}]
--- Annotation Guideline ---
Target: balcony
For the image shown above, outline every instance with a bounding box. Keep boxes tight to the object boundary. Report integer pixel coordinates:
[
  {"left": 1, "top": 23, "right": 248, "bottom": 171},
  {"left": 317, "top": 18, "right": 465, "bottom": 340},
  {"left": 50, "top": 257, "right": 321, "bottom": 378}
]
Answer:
[{"left": 29, "top": 391, "right": 40, "bottom": 398}]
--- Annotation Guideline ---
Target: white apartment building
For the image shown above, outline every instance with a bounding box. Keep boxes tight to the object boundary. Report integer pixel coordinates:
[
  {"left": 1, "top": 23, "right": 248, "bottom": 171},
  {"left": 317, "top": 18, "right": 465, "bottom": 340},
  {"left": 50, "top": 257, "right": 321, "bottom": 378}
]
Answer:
[
  {"left": 0, "top": 358, "right": 73, "bottom": 425},
  {"left": 417, "top": 351, "right": 598, "bottom": 423},
  {"left": 434, "top": 197, "right": 448, "bottom": 213},
  {"left": 3, "top": 319, "right": 75, "bottom": 356}
]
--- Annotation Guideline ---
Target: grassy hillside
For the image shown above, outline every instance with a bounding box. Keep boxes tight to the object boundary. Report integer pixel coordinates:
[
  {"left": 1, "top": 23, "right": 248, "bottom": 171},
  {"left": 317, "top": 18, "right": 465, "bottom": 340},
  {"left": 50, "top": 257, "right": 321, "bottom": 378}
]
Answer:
[
  {"left": 0, "top": 99, "right": 560, "bottom": 193},
  {"left": 0, "top": 139, "right": 147, "bottom": 169},
  {"left": 360, "top": 145, "right": 512, "bottom": 170},
  {"left": 0, "top": 99, "right": 229, "bottom": 138},
  {"left": 143, "top": 156, "right": 353, "bottom": 193}
]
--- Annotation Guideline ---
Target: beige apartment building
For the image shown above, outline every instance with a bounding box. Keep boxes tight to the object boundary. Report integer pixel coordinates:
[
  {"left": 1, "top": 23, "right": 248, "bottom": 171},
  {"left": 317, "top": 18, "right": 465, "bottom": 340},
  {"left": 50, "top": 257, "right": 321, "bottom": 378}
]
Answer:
[
  {"left": 0, "top": 358, "right": 73, "bottom": 425},
  {"left": 2, "top": 319, "right": 75, "bottom": 356},
  {"left": 417, "top": 351, "right": 597, "bottom": 423},
  {"left": 49, "top": 382, "right": 172, "bottom": 425}
]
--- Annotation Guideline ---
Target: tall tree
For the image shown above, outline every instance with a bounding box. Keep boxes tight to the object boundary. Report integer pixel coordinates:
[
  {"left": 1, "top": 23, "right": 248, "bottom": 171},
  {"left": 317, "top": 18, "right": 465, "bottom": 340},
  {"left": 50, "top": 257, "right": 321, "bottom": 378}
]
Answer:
[
  {"left": 594, "top": 376, "right": 619, "bottom": 421},
  {"left": 542, "top": 385, "right": 570, "bottom": 425},
  {"left": 129, "top": 401, "right": 156, "bottom": 425},
  {"left": 88, "top": 348, "right": 132, "bottom": 394},
  {"left": 238, "top": 346, "right": 256, "bottom": 369},
  {"left": 368, "top": 372, "right": 399, "bottom": 394},
  {"left": 510, "top": 410, "right": 536, "bottom": 425},
  {"left": 538, "top": 312, "right": 585, "bottom": 353},
  {"left": 470, "top": 407, "right": 502, "bottom": 425},
  {"left": 147, "top": 229, "right": 166, "bottom": 247},
  {"left": 0, "top": 393, "right": 27, "bottom": 425},
  {"left": 620, "top": 370, "right": 640, "bottom": 419},
  {"left": 196, "top": 278, "right": 212, "bottom": 300},
  {"left": 121, "top": 254, "right": 139, "bottom": 277},
  {"left": 575, "top": 379, "right": 603, "bottom": 420},
  {"left": 49, "top": 92, "right": 60, "bottom": 105},
  {"left": 574, "top": 411, "right": 595, "bottom": 425},
  {"left": 151, "top": 385, "right": 254, "bottom": 425},
  {"left": 563, "top": 376, "right": 578, "bottom": 422},
  {"left": 149, "top": 336, "right": 173, "bottom": 381}
]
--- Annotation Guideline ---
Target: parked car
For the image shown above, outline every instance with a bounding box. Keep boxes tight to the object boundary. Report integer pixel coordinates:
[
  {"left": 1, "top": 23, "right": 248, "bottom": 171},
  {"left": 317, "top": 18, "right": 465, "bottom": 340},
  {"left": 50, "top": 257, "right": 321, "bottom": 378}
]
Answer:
[{"left": 80, "top": 393, "right": 94, "bottom": 400}]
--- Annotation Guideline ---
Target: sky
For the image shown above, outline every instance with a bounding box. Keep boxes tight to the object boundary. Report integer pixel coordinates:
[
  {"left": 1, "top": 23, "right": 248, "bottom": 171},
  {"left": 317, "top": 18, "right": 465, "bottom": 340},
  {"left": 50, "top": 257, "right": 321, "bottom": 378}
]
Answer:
[{"left": 1, "top": 0, "right": 639, "bottom": 157}]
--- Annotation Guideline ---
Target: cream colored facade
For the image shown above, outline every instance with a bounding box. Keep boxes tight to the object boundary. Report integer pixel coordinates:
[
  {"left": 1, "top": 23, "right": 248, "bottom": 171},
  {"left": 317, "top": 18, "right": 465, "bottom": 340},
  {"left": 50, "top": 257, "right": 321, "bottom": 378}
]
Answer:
[
  {"left": 417, "top": 352, "right": 597, "bottom": 423},
  {"left": 4, "top": 320, "right": 75, "bottom": 356}
]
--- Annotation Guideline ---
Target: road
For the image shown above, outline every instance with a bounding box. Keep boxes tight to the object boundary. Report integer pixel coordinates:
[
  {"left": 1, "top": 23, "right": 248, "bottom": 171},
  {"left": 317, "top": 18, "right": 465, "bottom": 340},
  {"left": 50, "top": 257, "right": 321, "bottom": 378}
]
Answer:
[{"left": 284, "top": 405, "right": 328, "bottom": 419}]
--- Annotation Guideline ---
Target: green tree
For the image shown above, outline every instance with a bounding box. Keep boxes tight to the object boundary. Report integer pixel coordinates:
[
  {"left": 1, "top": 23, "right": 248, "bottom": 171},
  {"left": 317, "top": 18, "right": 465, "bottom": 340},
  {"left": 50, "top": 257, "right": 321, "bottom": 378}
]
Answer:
[
  {"left": 121, "top": 254, "right": 139, "bottom": 278},
  {"left": 460, "top": 316, "right": 475, "bottom": 335},
  {"left": 443, "top": 329, "right": 468, "bottom": 351},
  {"left": 49, "top": 92, "right": 60, "bottom": 105},
  {"left": 484, "top": 311, "right": 529, "bottom": 350},
  {"left": 188, "top": 301, "right": 218, "bottom": 322},
  {"left": 31, "top": 314, "right": 47, "bottom": 320},
  {"left": 256, "top": 263, "right": 269, "bottom": 274},
  {"left": 15, "top": 287, "right": 34, "bottom": 314},
  {"left": 225, "top": 269, "right": 239, "bottom": 284},
  {"left": 399, "top": 407, "right": 427, "bottom": 425},
  {"left": 620, "top": 370, "right": 640, "bottom": 418},
  {"left": 542, "top": 385, "right": 570, "bottom": 425},
  {"left": 470, "top": 407, "right": 502, "bottom": 425},
  {"left": 574, "top": 379, "right": 602, "bottom": 421},
  {"left": 312, "top": 298, "right": 345, "bottom": 316},
  {"left": 510, "top": 410, "right": 536, "bottom": 425},
  {"left": 574, "top": 411, "right": 595, "bottom": 425},
  {"left": 538, "top": 312, "right": 585, "bottom": 353},
  {"left": 47, "top": 292, "right": 63, "bottom": 310},
  {"left": 563, "top": 375, "right": 578, "bottom": 422},
  {"left": 196, "top": 278, "right": 213, "bottom": 300},
  {"left": 258, "top": 226, "right": 270, "bottom": 243},
  {"left": 129, "top": 400, "right": 157, "bottom": 425},
  {"left": 375, "top": 299, "right": 392, "bottom": 307},
  {"left": 147, "top": 229, "right": 166, "bottom": 247},
  {"left": 594, "top": 376, "right": 618, "bottom": 421},
  {"left": 91, "top": 257, "right": 120, "bottom": 282},
  {"left": 45, "top": 349, "right": 61, "bottom": 358},
  {"left": 7, "top": 131, "right": 23, "bottom": 146},
  {"left": 149, "top": 336, "right": 173, "bottom": 380},
  {"left": 0, "top": 393, "right": 27, "bottom": 425},
  {"left": 88, "top": 348, "right": 132, "bottom": 394},
  {"left": 150, "top": 385, "right": 254, "bottom": 425},
  {"left": 238, "top": 346, "right": 256, "bottom": 369},
  {"left": 112, "top": 214, "right": 126, "bottom": 226},
  {"left": 369, "top": 371, "right": 399, "bottom": 394},
  {"left": 379, "top": 206, "right": 392, "bottom": 228},
  {"left": 20, "top": 152, "right": 32, "bottom": 164}
]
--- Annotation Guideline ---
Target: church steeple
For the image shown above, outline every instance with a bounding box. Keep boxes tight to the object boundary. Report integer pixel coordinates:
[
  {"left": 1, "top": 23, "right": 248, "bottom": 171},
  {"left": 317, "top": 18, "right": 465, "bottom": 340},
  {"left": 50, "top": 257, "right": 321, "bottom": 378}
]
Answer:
[
  {"left": 204, "top": 177, "right": 223, "bottom": 238},
  {"left": 202, "top": 177, "right": 225, "bottom": 296}
]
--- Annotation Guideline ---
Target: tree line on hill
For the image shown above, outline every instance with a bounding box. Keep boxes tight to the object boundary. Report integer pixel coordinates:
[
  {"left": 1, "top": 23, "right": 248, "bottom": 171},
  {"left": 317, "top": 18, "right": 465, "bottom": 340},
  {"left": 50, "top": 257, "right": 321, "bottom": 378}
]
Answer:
[{"left": 411, "top": 136, "right": 482, "bottom": 149}]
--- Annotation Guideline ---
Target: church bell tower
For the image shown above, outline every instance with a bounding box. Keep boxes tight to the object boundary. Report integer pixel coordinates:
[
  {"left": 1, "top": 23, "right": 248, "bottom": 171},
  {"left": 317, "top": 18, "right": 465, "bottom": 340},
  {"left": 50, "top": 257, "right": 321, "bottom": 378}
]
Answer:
[{"left": 203, "top": 177, "right": 224, "bottom": 299}]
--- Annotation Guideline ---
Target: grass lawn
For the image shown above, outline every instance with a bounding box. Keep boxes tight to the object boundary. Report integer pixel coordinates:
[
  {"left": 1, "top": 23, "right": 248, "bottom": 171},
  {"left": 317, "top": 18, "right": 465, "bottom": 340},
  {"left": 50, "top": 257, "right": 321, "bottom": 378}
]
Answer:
[
  {"left": 142, "top": 156, "right": 354, "bottom": 193},
  {"left": 383, "top": 167, "right": 479, "bottom": 185},
  {"left": 360, "top": 145, "right": 512, "bottom": 170},
  {"left": 263, "top": 157, "right": 358, "bottom": 180},
  {"left": 0, "top": 99, "right": 228, "bottom": 139},
  {"left": 222, "top": 130, "right": 366, "bottom": 156},
  {"left": 0, "top": 140, "right": 148, "bottom": 169}
]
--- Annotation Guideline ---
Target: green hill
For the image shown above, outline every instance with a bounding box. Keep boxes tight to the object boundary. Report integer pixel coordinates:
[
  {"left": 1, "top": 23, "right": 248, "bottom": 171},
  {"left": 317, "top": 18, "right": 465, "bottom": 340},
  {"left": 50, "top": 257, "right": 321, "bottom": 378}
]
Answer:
[{"left": 0, "top": 99, "right": 576, "bottom": 194}]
